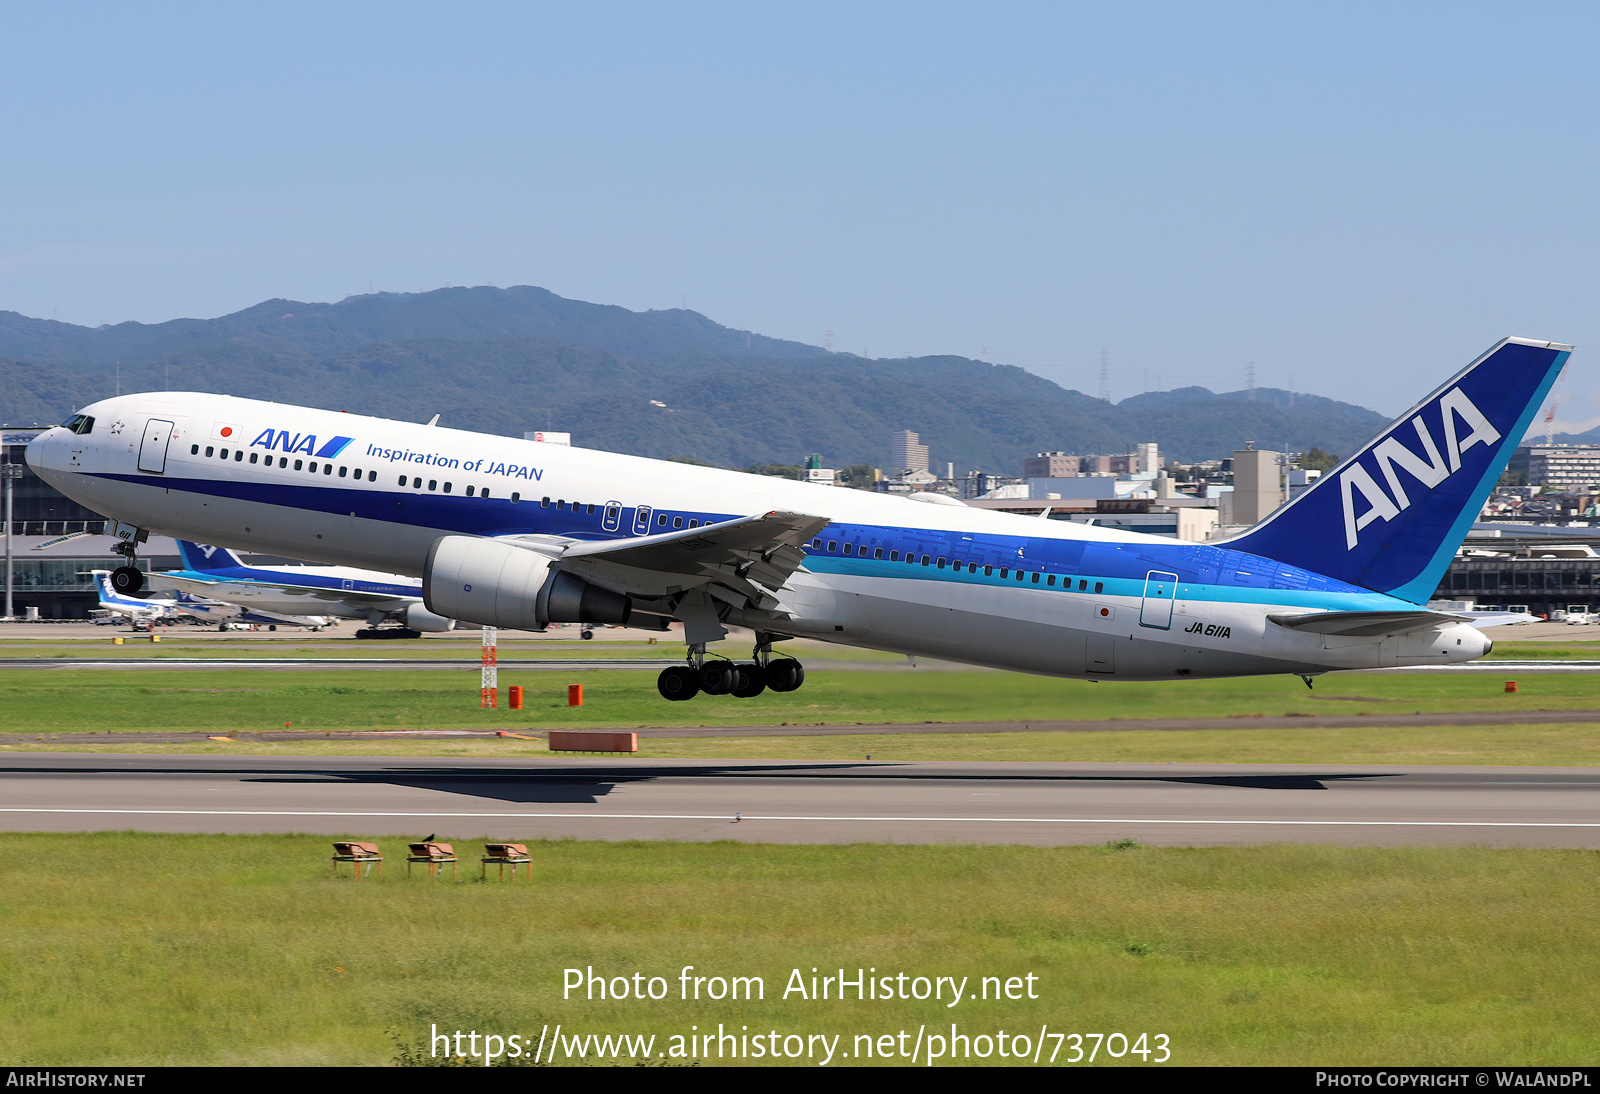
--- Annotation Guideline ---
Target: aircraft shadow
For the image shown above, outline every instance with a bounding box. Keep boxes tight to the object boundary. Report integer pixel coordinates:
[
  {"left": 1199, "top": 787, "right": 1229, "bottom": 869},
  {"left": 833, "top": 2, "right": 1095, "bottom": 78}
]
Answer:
[{"left": 0, "top": 761, "right": 1403, "bottom": 803}]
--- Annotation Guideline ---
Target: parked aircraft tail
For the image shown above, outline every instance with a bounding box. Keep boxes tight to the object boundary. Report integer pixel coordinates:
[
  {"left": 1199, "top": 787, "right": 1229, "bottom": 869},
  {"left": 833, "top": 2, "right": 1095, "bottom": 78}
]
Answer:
[
  {"left": 1225, "top": 337, "right": 1571, "bottom": 604},
  {"left": 176, "top": 540, "right": 250, "bottom": 573}
]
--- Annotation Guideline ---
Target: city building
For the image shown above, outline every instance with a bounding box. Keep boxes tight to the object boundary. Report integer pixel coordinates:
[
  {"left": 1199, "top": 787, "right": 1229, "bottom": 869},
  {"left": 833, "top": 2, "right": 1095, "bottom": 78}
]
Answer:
[
  {"left": 1231, "top": 447, "right": 1284, "bottom": 525},
  {"left": 1020, "top": 452, "right": 1080, "bottom": 478},
  {"left": 1509, "top": 445, "right": 1600, "bottom": 490},
  {"left": 891, "top": 430, "right": 930, "bottom": 474}
]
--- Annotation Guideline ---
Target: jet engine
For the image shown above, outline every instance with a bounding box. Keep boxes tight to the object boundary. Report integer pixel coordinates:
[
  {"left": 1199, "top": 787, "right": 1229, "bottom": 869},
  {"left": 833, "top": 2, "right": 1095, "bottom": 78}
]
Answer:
[{"left": 423, "top": 535, "right": 632, "bottom": 630}]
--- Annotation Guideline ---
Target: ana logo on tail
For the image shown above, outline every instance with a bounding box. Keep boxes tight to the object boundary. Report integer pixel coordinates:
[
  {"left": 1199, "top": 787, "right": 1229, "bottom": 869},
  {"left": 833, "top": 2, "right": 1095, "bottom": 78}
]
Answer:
[{"left": 1340, "top": 386, "right": 1500, "bottom": 550}]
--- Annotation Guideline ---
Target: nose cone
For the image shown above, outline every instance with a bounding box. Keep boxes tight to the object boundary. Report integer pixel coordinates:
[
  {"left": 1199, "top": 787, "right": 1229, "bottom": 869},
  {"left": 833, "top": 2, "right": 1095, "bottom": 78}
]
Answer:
[{"left": 24, "top": 431, "right": 52, "bottom": 474}]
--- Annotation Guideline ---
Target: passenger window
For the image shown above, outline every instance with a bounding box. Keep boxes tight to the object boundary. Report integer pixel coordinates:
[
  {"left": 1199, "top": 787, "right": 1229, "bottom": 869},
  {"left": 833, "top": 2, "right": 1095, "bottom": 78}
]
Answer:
[
  {"left": 293, "top": 459, "right": 303, "bottom": 471},
  {"left": 688, "top": 519, "right": 698, "bottom": 528},
  {"left": 542, "top": 497, "right": 551, "bottom": 507},
  {"left": 673, "top": 516, "right": 684, "bottom": 529},
  {"left": 587, "top": 504, "right": 596, "bottom": 515},
  {"left": 368, "top": 471, "right": 377, "bottom": 482},
  {"left": 874, "top": 548, "right": 884, "bottom": 559},
  {"left": 443, "top": 482, "right": 451, "bottom": 493},
  {"left": 249, "top": 453, "right": 258, "bottom": 464},
  {"left": 999, "top": 567, "right": 1008, "bottom": 578},
  {"left": 557, "top": 499, "right": 565, "bottom": 509},
  {"left": 921, "top": 555, "right": 930, "bottom": 565},
  {"left": 511, "top": 492, "right": 520, "bottom": 503},
  {"left": 984, "top": 565, "right": 993, "bottom": 576},
  {"left": 465, "top": 485, "right": 474, "bottom": 496},
  {"left": 890, "top": 550, "right": 900, "bottom": 561},
  {"left": 1079, "top": 579, "right": 1087, "bottom": 591},
  {"left": 428, "top": 480, "right": 437, "bottom": 491},
  {"left": 339, "top": 466, "right": 348, "bottom": 478},
  {"left": 191, "top": 445, "right": 199, "bottom": 455},
  {"left": 413, "top": 477, "right": 421, "bottom": 488},
  {"left": 234, "top": 450, "right": 243, "bottom": 461},
  {"left": 309, "top": 462, "right": 317, "bottom": 472},
  {"left": 353, "top": 468, "right": 361, "bottom": 478},
  {"left": 658, "top": 514, "right": 668, "bottom": 526},
  {"left": 844, "top": 543, "right": 853, "bottom": 554},
  {"left": 828, "top": 541, "right": 837, "bottom": 552},
  {"left": 480, "top": 487, "right": 489, "bottom": 497},
  {"left": 1048, "top": 575, "right": 1056, "bottom": 586},
  {"left": 1031, "top": 572, "right": 1040, "bottom": 583},
  {"left": 279, "top": 457, "right": 288, "bottom": 468},
  {"left": 398, "top": 475, "right": 407, "bottom": 486},
  {"left": 1095, "top": 581, "right": 1103, "bottom": 593},
  {"left": 811, "top": 539, "right": 821, "bottom": 549},
  {"left": 937, "top": 558, "right": 945, "bottom": 568},
  {"left": 969, "top": 563, "right": 978, "bottom": 574},
  {"left": 205, "top": 446, "right": 214, "bottom": 458},
  {"left": 323, "top": 464, "right": 332, "bottom": 475},
  {"left": 1016, "top": 570, "right": 1024, "bottom": 581},
  {"left": 219, "top": 448, "right": 228, "bottom": 459}
]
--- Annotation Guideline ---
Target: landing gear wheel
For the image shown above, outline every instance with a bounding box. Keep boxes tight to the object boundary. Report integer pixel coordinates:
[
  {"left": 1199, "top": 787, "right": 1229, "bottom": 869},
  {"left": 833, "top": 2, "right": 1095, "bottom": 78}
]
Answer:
[
  {"left": 765, "top": 658, "right": 805, "bottom": 692},
  {"left": 657, "top": 665, "right": 699, "bottom": 701},
  {"left": 581, "top": 628, "right": 594, "bottom": 640},
  {"left": 699, "top": 662, "right": 737, "bottom": 695},
  {"left": 110, "top": 566, "right": 144, "bottom": 595},
  {"left": 729, "top": 664, "right": 766, "bottom": 698}
]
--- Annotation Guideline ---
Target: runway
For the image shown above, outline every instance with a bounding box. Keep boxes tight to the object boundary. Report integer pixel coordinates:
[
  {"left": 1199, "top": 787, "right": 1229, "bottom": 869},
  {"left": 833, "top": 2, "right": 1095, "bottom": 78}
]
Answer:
[{"left": 3, "top": 754, "right": 1597, "bottom": 847}]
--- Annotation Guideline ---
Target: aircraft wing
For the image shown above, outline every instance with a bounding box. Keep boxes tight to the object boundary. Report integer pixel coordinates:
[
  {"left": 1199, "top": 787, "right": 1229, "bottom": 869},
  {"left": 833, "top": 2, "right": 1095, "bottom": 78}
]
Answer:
[
  {"left": 535, "top": 510, "right": 831, "bottom": 612},
  {"left": 1267, "top": 609, "right": 1472, "bottom": 637}
]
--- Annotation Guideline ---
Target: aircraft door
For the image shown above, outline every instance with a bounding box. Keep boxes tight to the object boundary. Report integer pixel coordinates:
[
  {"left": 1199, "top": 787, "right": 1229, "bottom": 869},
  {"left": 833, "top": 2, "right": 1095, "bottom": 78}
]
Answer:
[
  {"left": 632, "top": 505, "right": 652, "bottom": 535},
  {"left": 602, "top": 501, "right": 622, "bottom": 532},
  {"left": 1139, "top": 569, "right": 1178, "bottom": 629},
  {"left": 137, "top": 419, "right": 175, "bottom": 474}
]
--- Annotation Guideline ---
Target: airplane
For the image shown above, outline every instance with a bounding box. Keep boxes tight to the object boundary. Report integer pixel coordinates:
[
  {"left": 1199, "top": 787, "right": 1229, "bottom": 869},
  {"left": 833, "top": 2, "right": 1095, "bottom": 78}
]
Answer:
[
  {"left": 157, "top": 540, "right": 450, "bottom": 638},
  {"left": 86, "top": 569, "right": 189, "bottom": 626},
  {"left": 26, "top": 336, "right": 1569, "bottom": 700},
  {"left": 166, "top": 588, "right": 334, "bottom": 631},
  {"left": 88, "top": 568, "right": 329, "bottom": 630}
]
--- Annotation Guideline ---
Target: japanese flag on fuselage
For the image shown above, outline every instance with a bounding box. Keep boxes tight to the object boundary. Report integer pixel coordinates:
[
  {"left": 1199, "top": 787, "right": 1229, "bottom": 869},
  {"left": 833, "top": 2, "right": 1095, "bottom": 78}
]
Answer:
[{"left": 210, "top": 422, "right": 242, "bottom": 441}]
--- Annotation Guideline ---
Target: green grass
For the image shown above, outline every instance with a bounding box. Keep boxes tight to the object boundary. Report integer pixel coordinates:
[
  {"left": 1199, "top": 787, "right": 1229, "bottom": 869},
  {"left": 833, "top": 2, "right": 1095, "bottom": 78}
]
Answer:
[
  {"left": 1, "top": 666, "right": 1598, "bottom": 736},
  {"left": 1, "top": 835, "right": 1595, "bottom": 1066},
  {"left": 11, "top": 721, "right": 1600, "bottom": 767}
]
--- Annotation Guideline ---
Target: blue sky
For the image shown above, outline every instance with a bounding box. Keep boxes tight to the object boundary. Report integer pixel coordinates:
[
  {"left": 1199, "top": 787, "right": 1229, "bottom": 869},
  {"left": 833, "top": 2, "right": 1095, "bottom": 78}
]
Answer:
[{"left": 4, "top": 3, "right": 1599, "bottom": 426}]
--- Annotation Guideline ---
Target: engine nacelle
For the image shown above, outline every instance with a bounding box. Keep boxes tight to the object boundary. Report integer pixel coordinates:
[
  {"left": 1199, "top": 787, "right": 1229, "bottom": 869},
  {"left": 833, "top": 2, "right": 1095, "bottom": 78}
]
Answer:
[
  {"left": 403, "top": 603, "right": 456, "bottom": 632},
  {"left": 423, "top": 535, "right": 631, "bottom": 630}
]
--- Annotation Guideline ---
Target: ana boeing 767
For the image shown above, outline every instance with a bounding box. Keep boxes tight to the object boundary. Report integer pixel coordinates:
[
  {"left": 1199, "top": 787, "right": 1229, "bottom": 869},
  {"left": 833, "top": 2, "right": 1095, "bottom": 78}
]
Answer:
[{"left": 25, "top": 337, "right": 1569, "bottom": 700}]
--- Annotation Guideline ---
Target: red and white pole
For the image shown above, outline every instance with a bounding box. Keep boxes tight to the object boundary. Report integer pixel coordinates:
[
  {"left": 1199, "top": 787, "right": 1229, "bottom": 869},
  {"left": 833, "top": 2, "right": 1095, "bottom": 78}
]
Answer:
[{"left": 480, "top": 626, "right": 498, "bottom": 708}]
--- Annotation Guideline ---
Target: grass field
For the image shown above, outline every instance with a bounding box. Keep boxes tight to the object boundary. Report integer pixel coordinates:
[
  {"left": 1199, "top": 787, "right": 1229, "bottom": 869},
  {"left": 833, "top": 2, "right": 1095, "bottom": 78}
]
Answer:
[
  {"left": 2, "top": 834, "right": 1594, "bottom": 1066},
  {"left": 3, "top": 666, "right": 1599, "bottom": 765},
  {"left": 3, "top": 666, "right": 1599, "bottom": 732}
]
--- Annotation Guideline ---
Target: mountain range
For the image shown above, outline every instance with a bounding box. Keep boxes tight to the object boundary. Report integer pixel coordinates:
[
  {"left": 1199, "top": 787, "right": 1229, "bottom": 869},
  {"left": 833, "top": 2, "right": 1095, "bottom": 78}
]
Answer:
[{"left": 0, "top": 285, "right": 1396, "bottom": 471}]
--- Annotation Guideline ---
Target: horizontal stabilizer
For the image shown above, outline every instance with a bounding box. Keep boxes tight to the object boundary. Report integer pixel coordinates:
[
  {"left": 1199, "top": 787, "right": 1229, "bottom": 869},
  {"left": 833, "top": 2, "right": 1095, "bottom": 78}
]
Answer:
[{"left": 1267, "top": 609, "right": 1470, "bottom": 636}]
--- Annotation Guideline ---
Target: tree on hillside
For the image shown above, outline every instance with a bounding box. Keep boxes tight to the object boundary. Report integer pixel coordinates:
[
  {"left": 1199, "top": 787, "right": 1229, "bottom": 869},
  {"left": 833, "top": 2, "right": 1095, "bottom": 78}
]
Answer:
[{"left": 1297, "top": 447, "right": 1340, "bottom": 471}]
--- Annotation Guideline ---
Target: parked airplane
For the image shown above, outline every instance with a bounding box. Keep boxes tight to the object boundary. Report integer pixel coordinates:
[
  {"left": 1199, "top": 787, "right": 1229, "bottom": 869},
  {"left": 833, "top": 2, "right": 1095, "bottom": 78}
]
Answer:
[
  {"left": 87, "top": 569, "right": 188, "bottom": 625},
  {"left": 28, "top": 337, "right": 1568, "bottom": 699},
  {"left": 166, "top": 588, "right": 333, "bottom": 631},
  {"left": 157, "top": 541, "right": 450, "bottom": 637},
  {"left": 89, "top": 569, "right": 329, "bottom": 630}
]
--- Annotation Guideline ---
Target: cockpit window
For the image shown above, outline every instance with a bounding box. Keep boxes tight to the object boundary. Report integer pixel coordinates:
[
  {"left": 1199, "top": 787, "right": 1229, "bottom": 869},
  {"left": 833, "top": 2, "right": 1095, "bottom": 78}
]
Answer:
[{"left": 60, "top": 414, "right": 94, "bottom": 435}]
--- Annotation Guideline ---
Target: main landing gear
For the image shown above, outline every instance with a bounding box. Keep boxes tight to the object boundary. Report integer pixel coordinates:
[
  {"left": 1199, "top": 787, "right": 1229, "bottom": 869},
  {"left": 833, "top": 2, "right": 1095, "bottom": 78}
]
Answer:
[{"left": 656, "top": 636, "right": 805, "bottom": 702}]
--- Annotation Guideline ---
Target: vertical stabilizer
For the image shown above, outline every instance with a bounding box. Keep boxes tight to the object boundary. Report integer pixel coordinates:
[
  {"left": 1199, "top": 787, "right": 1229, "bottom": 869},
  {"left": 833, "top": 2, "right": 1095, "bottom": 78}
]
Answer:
[{"left": 1225, "top": 337, "right": 1571, "bottom": 603}]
